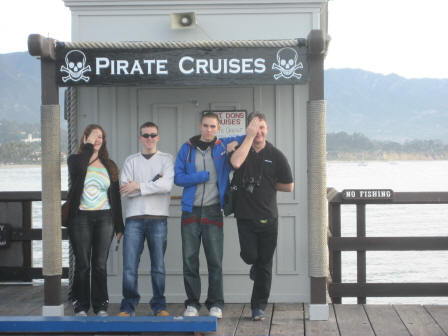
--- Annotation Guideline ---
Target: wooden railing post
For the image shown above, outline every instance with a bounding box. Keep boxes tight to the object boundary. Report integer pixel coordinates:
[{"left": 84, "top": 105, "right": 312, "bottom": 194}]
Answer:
[
  {"left": 328, "top": 201, "right": 341, "bottom": 304},
  {"left": 22, "top": 201, "right": 33, "bottom": 282},
  {"left": 356, "top": 204, "right": 366, "bottom": 304}
]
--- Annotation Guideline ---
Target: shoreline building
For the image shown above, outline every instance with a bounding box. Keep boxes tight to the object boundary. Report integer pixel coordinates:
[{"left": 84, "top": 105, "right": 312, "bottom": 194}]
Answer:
[{"left": 22, "top": 133, "right": 41, "bottom": 144}]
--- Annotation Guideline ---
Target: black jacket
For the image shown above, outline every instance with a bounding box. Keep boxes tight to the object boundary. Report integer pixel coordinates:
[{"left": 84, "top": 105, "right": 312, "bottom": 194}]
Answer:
[{"left": 66, "top": 143, "right": 124, "bottom": 234}]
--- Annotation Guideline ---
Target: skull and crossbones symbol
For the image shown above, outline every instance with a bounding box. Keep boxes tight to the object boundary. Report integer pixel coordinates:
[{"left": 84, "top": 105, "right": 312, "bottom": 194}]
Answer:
[
  {"left": 60, "top": 50, "right": 91, "bottom": 83},
  {"left": 272, "top": 47, "right": 303, "bottom": 80}
]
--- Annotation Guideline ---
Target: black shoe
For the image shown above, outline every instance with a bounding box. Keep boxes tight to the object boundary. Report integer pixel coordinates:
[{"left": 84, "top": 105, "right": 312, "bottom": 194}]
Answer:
[
  {"left": 252, "top": 308, "right": 265, "bottom": 321},
  {"left": 249, "top": 265, "right": 255, "bottom": 281}
]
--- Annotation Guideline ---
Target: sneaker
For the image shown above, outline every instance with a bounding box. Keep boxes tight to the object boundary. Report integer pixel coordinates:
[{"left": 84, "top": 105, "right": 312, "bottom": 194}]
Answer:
[
  {"left": 96, "top": 310, "right": 108, "bottom": 317},
  {"left": 249, "top": 265, "right": 255, "bottom": 281},
  {"left": 117, "top": 311, "right": 135, "bottom": 317},
  {"left": 155, "top": 310, "right": 170, "bottom": 317},
  {"left": 75, "top": 311, "right": 87, "bottom": 316},
  {"left": 252, "top": 308, "right": 265, "bottom": 321},
  {"left": 209, "top": 307, "right": 222, "bottom": 319},
  {"left": 183, "top": 306, "right": 199, "bottom": 317}
]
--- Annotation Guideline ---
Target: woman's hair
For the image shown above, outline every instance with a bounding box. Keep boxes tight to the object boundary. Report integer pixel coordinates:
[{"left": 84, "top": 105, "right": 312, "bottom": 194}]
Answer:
[{"left": 77, "top": 124, "right": 118, "bottom": 181}]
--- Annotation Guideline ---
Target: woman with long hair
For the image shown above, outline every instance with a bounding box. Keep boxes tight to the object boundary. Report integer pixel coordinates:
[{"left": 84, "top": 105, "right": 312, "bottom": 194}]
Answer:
[{"left": 66, "top": 124, "right": 124, "bottom": 316}]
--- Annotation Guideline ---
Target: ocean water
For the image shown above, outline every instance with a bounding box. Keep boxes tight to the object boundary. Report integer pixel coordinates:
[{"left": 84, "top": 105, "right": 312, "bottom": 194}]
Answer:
[
  {"left": 327, "top": 160, "right": 448, "bottom": 304},
  {"left": 1, "top": 161, "right": 447, "bottom": 304}
]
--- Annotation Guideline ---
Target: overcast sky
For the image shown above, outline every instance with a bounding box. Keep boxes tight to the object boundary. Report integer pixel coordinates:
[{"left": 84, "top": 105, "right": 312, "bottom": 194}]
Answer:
[{"left": 1, "top": 0, "right": 447, "bottom": 79}]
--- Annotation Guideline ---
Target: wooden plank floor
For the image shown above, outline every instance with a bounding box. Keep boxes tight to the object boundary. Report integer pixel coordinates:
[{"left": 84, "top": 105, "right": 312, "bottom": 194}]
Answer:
[{"left": 1, "top": 284, "right": 448, "bottom": 335}]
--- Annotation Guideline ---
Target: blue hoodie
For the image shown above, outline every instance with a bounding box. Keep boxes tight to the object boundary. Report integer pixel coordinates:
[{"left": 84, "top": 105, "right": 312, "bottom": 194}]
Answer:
[{"left": 174, "top": 135, "right": 244, "bottom": 213}]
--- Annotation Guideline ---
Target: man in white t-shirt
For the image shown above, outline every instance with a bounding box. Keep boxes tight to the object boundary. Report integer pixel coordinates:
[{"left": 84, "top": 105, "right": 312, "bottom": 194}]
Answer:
[{"left": 118, "top": 122, "right": 174, "bottom": 317}]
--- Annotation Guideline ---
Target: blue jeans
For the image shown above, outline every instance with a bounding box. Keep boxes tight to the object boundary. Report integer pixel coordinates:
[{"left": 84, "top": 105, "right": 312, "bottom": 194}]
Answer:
[
  {"left": 69, "top": 210, "right": 114, "bottom": 314},
  {"left": 181, "top": 204, "right": 224, "bottom": 310},
  {"left": 120, "top": 217, "right": 168, "bottom": 315}
]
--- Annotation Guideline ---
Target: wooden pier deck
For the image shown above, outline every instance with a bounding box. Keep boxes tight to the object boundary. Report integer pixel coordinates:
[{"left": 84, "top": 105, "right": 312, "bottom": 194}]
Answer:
[{"left": 1, "top": 284, "right": 448, "bottom": 335}]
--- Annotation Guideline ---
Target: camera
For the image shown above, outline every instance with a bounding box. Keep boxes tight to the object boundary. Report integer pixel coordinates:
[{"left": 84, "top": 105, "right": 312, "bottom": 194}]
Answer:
[{"left": 242, "top": 176, "right": 262, "bottom": 193}]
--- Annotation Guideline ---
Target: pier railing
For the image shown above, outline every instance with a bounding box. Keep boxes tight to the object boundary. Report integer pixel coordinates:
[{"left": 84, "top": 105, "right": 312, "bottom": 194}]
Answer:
[
  {"left": 327, "top": 188, "right": 448, "bottom": 304},
  {"left": 0, "top": 191, "right": 69, "bottom": 282}
]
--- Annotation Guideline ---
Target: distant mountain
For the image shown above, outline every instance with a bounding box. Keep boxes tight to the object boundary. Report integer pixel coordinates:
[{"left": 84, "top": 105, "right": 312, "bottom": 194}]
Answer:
[
  {"left": 0, "top": 52, "right": 41, "bottom": 123},
  {"left": 0, "top": 52, "right": 64, "bottom": 124},
  {"left": 325, "top": 69, "right": 448, "bottom": 143},
  {"left": 1, "top": 52, "right": 447, "bottom": 143}
]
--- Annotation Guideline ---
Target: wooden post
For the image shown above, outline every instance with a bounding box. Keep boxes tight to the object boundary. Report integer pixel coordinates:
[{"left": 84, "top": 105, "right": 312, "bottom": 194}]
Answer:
[
  {"left": 331, "top": 203, "right": 342, "bottom": 304},
  {"left": 28, "top": 34, "right": 63, "bottom": 316},
  {"left": 356, "top": 204, "right": 366, "bottom": 304},
  {"left": 307, "top": 29, "right": 329, "bottom": 320},
  {"left": 22, "top": 201, "right": 32, "bottom": 282}
]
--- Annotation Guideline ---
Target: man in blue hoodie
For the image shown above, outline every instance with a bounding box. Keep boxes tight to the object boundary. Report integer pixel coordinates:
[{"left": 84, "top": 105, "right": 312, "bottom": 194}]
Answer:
[{"left": 174, "top": 112, "right": 243, "bottom": 319}]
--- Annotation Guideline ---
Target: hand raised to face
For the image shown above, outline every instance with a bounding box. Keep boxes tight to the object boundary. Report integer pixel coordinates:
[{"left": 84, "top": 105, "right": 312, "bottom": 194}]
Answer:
[
  {"left": 85, "top": 129, "right": 101, "bottom": 145},
  {"left": 246, "top": 117, "right": 260, "bottom": 138}
]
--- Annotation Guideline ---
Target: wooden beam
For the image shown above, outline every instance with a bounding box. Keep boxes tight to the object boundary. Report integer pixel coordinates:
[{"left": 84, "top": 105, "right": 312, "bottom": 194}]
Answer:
[
  {"left": 11, "top": 228, "right": 69, "bottom": 241},
  {"left": 329, "top": 283, "right": 448, "bottom": 297},
  {"left": 0, "top": 267, "right": 69, "bottom": 281},
  {"left": 329, "top": 237, "right": 448, "bottom": 251},
  {"left": 327, "top": 191, "right": 448, "bottom": 205}
]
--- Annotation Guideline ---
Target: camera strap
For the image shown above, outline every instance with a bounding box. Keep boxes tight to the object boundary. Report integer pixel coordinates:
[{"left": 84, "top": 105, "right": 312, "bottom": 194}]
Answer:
[{"left": 239, "top": 147, "right": 264, "bottom": 192}]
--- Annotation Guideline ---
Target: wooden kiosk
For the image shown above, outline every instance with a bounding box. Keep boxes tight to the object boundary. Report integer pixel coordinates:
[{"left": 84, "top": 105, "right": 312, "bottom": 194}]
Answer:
[{"left": 29, "top": 0, "right": 330, "bottom": 321}]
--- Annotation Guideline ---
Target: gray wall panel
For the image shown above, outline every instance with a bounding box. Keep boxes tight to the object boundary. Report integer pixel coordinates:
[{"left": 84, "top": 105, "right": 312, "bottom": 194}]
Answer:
[
  {"left": 75, "top": 81, "right": 310, "bottom": 303},
  {"left": 276, "top": 216, "right": 297, "bottom": 274}
]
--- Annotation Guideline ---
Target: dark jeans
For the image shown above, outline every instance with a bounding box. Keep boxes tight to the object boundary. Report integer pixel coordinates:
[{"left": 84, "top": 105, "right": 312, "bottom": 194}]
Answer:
[
  {"left": 120, "top": 218, "right": 168, "bottom": 315},
  {"left": 69, "top": 210, "right": 114, "bottom": 313},
  {"left": 181, "top": 204, "right": 224, "bottom": 310},
  {"left": 236, "top": 217, "right": 278, "bottom": 310}
]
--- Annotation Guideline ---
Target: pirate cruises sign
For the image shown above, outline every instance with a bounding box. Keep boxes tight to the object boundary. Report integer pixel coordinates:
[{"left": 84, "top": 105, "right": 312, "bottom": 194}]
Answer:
[{"left": 55, "top": 43, "right": 308, "bottom": 86}]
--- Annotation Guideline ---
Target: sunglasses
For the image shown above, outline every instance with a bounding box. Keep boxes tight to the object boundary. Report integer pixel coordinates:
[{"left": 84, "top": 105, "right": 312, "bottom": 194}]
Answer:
[{"left": 141, "top": 133, "right": 158, "bottom": 139}]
